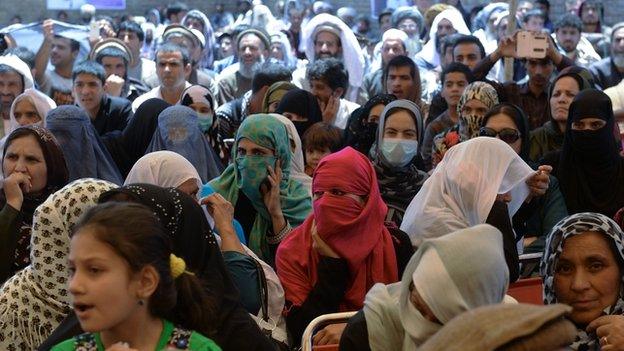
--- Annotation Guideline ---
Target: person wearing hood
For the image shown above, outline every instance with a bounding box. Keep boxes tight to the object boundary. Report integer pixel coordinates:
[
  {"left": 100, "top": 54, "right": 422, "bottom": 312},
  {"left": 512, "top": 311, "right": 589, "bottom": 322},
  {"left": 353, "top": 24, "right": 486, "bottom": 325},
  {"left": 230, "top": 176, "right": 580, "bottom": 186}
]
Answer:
[
  {"left": 0, "top": 54, "right": 34, "bottom": 137},
  {"left": 292, "top": 13, "right": 365, "bottom": 103},
  {"left": 182, "top": 9, "right": 217, "bottom": 71},
  {"left": 414, "top": 8, "right": 470, "bottom": 71},
  {"left": 275, "top": 88, "right": 323, "bottom": 139},
  {"left": 269, "top": 31, "right": 299, "bottom": 70}
]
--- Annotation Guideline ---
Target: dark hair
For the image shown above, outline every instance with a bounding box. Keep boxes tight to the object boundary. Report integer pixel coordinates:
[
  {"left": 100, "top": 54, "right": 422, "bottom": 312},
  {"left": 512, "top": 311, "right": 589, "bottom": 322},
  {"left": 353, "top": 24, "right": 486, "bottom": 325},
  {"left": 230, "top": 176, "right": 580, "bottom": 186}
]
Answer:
[
  {"left": 383, "top": 55, "right": 421, "bottom": 102},
  {"left": 440, "top": 33, "right": 462, "bottom": 55},
  {"left": 441, "top": 62, "right": 475, "bottom": 85},
  {"left": 378, "top": 9, "right": 393, "bottom": 24},
  {"left": 95, "top": 47, "right": 130, "bottom": 68},
  {"left": 72, "top": 201, "right": 215, "bottom": 336},
  {"left": 534, "top": 0, "right": 550, "bottom": 10},
  {"left": 251, "top": 62, "right": 293, "bottom": 93},
  {"left": 452, "top": 34, "right": 486, "bottom": 60},
  {"left": 307, "top": 58, "right": 349, "bottom": 94},
  {"left": 118, "top": 21, "right": 145, "bottom": 42},
  {"left": 481, "top": 103, "right": 530, "bottom": 160},
  {"left": 3, "top": 126, "right": 69, "bottom": 191},
  {"left": 4, "top": 47, "right": 35, "bottom": 69},
  {"left": 95, "top": 15, "right": 118, "bottom": 33},
  {"left": 555, "top": 14, "right": 583, "bottom": 32},
  {"left": 156, "top": 42, "right": 191, "bottom": 66},
  {"left": 523, "top": 9, "right": 546, "bottom": 23},
  {"left": 72, "top": 60, "right": 106, "bottom": 85},
  {"left": 53, "top": 35, "right": 80, "bottom": 52},
  {"left": 302, "top": 122, "right": 343, "bottom": 153},
  {"left": 166, "top": 2, "right": 189, "bottom": 19}
]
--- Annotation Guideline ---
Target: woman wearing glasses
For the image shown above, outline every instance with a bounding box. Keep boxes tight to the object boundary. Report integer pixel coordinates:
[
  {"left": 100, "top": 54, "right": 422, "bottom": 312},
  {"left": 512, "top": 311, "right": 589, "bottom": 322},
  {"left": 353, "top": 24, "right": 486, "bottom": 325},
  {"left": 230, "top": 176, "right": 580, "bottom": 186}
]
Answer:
[{"left": 480, "top": 103, "right": 568, "bottom": 254}]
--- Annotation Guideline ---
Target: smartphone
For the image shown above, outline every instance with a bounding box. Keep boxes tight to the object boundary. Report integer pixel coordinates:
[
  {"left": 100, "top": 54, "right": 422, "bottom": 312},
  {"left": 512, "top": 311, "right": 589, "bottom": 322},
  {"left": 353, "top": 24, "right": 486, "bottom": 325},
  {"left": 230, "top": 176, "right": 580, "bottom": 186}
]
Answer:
[{"left": 516, "top": 31, "right": 548, "bottom": 59}]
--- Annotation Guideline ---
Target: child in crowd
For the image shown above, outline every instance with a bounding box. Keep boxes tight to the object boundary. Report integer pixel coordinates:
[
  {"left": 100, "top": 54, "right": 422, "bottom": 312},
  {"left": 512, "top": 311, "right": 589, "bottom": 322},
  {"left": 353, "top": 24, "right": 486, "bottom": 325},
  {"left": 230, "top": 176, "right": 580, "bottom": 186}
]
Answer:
[
  {"left": 301, "top": 122, "right": 343, "bottom": 176},
  {"left": 52, "top": 202, "right": 221, "bottom": 351}
]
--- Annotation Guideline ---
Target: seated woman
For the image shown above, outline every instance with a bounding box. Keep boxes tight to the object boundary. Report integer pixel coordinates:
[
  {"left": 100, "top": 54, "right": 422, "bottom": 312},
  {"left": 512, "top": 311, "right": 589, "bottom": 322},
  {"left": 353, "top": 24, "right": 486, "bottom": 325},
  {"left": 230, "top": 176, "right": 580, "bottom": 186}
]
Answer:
[
  {"left": 401, "top": 137, "right": 541, "bottom": 281},
  {"left": 262, "top": 82, "right": 298, "bottom": 113},
  {"left": 0, "top": 179, "right": 117, "bottom": 350},
  {"left": 276, "top": 147, "right": 414, "bottom": 346},
  {"left": 204, "top": 114, "right": 312, "bottom": 265},
  {"left": 45, "top": 105, "right": 123, "bottom": 184},
  {"left": 542, "top": 89, "right": 624, "bottom": 218},
  {"left": 179, "top": 85, "right": 229, "bottom": 165},
  {"left": 50, "top": 202, "right": 221, "bottom": 350},
  {"left": 344, "top": 94, "right": 397, "bottom": 155},
  {"left": 541, "top": 212, "right": 624, "bottom": 350},
  {"left": 0, "top": 126, "right": 68, "bottom": 284},
  {"left": 481, "top": 103, "right": 567, "bottom": 254},
  {"left": 274, "top": 89, "right": 323, "bottom": 138},
  {"left": 431, "top": 81, "right": 499, "bottom": 168},
  {"left": 529, "top": 66, "right": 594, "bottom": 162},
  {"left": 370, "top": 99, "right": 428, "bottom": 226},
  {"left": 340, "top": 224, "right": 509, "bottom": 350},
  {"left": 146, "top": 105, "right": 223, "bottom": 183}
]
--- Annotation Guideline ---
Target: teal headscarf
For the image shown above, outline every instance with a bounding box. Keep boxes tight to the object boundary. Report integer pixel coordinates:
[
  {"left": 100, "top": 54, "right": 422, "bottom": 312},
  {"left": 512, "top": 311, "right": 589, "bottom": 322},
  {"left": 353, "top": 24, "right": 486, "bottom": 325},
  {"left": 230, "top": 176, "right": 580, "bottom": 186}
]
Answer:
[{"left": 208, "top": 114, "right": 312, "bottom": 260}]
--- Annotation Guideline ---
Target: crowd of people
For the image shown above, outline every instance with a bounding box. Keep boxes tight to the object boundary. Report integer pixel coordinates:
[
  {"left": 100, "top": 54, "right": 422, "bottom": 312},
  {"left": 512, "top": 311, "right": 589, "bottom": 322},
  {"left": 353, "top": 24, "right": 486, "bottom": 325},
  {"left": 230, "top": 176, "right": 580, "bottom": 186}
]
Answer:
[{"left": 0, "top": 0, "right": 623, "bottom": 349}]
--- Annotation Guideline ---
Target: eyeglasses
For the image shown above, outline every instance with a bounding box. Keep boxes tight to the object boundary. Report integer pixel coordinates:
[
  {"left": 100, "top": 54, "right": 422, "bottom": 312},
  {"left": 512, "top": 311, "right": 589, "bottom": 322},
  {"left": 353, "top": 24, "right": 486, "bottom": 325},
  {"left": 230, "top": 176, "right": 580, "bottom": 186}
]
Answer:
[{"left": 479, "top": 127, "right": 521, "bottom": 144}]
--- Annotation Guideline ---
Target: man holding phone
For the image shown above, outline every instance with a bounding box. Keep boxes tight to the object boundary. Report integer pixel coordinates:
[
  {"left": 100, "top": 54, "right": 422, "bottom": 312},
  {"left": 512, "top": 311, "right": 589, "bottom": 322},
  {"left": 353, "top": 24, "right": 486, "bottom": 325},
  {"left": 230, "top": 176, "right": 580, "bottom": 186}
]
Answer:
[{"left": 471, "top": 30, "right": 574, "bottom": 130}]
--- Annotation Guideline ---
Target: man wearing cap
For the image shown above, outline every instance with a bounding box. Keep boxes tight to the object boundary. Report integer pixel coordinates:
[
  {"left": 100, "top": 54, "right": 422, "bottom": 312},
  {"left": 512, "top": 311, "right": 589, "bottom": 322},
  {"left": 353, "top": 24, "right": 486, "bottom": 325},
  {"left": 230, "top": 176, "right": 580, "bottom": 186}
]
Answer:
[
  {"left": 293, "top": 13, "right": 364, "bottom": 103},
  {"left": 91, "top": 38, "right": 150, "bottom": 102},
  {"left": 117, "top": 21, "right": 157, "bottom": 89},
  {"left": 358, "top": 29, "right": 407, "bottom": 104},
  {"left": 0, "top": 55, "right": 34, "bottom": 137},
  {"left": 35, "top": 19, "right": 79, "bottom": 106},
  {"left": 589, "top": 22, "right": 624, "bottom": 90},
  {"left": 215, "top": 28, "right": 269, "bottom": 105},
  {"left": 131, "top": 43, "right": 192, "bottom": 112}
]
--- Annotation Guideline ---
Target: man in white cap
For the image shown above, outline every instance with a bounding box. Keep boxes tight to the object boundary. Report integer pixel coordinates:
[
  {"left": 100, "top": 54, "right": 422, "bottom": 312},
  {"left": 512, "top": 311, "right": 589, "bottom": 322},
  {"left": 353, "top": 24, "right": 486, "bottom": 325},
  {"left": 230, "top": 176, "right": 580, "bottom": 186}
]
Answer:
[
  {"left": 0, "top": 55, "right": 34, "bottom": 137},
  {"left": 293, "top": 13, "right": 364, "bottom": 103}
]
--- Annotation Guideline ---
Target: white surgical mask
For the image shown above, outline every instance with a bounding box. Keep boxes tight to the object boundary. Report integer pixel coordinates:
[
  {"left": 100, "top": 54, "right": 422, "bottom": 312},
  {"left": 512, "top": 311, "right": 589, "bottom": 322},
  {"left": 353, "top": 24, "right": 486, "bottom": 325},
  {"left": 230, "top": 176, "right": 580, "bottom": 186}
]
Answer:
[{"left": 381, "top": 138, "right": 419, "bottom": 167}]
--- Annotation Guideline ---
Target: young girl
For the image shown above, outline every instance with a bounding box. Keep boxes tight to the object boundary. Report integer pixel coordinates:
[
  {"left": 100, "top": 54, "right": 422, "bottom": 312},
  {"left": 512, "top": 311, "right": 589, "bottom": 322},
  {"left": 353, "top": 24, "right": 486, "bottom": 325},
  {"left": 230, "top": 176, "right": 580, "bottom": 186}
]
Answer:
[{"left": 51, "top": 202, "right": 221, "bottom": 351}]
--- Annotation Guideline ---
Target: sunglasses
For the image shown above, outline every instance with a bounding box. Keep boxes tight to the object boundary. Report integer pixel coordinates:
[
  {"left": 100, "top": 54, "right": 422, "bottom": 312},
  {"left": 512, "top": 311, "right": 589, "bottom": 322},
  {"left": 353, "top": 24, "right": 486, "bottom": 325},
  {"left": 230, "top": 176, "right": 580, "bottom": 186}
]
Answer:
[{"left": 479, "top": 127, "right": 521, "bottom": 144}]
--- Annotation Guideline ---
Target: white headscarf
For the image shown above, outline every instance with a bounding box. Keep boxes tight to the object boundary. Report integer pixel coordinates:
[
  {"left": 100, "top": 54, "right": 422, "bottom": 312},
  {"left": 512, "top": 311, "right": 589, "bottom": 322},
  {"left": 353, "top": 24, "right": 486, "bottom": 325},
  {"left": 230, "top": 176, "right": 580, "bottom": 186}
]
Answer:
[
  {"left": 270, "top": 113, "right": 312, "bottom": 194},
  {"left": 300, "top": 13, "right": 365, "bottom": 90},
  {"left": 269, "top": 31, "right": 298, "bottom": 69},
  {"left": 0, "top": 179, "right": 117, "bottom": 350},
  {"left": 0, "top": 54, "right": 34, "bottom": 91},
  {"left": 181, "top": 9, "right": 217, "bottom": 70},
  {"left": 364, "top": 224, "right": 509, "bottom": 351},
  {"left": 8, "top": 88, "right": 56, "bottom": 131},
  {"left": 124, "top": 151, "right": 202, "bottom": 191},
  {"left": 416, "top": 8, "right": 470, "bottom": 68},
  {"left": 400, "top": 137, "right": 534, "bottom": 246}
]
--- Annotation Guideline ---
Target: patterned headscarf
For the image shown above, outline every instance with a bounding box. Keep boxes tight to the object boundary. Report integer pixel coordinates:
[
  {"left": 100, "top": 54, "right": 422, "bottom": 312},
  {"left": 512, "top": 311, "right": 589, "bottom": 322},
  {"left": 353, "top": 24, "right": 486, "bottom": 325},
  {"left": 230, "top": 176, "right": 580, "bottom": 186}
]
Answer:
[
  {"left": 457, "top": 81, "right": 499, "bottom": 140},
  {"left": 541, "top": 212, "right": 624, "bottom": 350},
  {"left": 0, "top": 179, "right": 117, "bottom": 350}
]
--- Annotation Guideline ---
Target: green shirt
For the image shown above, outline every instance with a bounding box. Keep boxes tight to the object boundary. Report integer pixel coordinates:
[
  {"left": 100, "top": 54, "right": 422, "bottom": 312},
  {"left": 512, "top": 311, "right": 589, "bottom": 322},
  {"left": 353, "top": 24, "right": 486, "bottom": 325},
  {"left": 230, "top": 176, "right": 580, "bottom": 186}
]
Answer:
[{"left": 51, "top": 319, "right": 221, "bottom": 351}]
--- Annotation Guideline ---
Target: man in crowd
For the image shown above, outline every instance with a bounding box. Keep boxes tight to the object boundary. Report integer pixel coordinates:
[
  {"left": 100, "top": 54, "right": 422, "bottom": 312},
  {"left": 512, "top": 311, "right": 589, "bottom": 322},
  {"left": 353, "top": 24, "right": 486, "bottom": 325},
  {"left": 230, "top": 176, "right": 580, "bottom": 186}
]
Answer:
[
  {"left": 131, "top": 43, "right": 191, "bottom": 111},
  {"left": 72, "top": 60, "right": 133, "bottom": 136},
  {"left": 216, "top": 28, "right": 269, "bottom": 105},
  {"left": 0, "top": 55, "right": 34, "bottom": 136},
  {"left": 589, "top": 22, "right": 624, "bottom": 90},
  {"left": 117, "top": 21, "right": 157, "bottom": 88},
  {"left": 554, "top": 14, "right": 601, "bottom": 67},
  {"left": 35, "top": 19, "right": 80, "bottom": 105},
  {"left": 384, "top": 55, "right": 421, "bottom": 104}
]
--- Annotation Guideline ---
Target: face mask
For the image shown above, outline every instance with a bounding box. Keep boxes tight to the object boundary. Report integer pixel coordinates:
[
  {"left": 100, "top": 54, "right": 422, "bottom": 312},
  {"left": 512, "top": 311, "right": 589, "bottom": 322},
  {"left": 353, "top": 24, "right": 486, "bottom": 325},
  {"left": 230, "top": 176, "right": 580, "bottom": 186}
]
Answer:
[
  {"left": 197, "top": 112, "right": 214, "bottom": 132},
  {"left": 459, "top": 113, "right": 485, "bottom": 139},
  {"left": 236, "top": 155, "right": 277, "bottom": 203},
  {"left": 381, "top": 138, "right": 419, "bottom": 167},
  {"left": 313, "top": 193, "right": 364, "bottom": 237}
]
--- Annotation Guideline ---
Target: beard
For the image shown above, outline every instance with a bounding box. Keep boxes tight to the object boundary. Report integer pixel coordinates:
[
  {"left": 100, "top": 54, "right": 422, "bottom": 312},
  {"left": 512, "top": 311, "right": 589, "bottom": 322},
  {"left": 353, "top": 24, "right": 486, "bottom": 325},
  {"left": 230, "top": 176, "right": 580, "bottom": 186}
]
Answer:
[
  {"left": 613, "top": 53, "right": 624, "bottom": 68},
  {"left": 239, "top": 57, "right": 265, "bottom": 79}
]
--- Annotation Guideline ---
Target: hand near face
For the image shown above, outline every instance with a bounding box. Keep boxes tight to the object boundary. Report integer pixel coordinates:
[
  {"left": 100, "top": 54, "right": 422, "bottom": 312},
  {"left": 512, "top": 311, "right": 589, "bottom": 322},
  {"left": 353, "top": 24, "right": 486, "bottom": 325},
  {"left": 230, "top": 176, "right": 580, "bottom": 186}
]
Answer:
[
  {"left": 104, "top": 74, "right": 125, "bottom": 97},
  {"left": 311, "top": 221, "right": 340, "bottom": 258},
  {"left": 261, "top": 159, "right": 283, "bottom": 218},
  {"left": 587, "top": 315, "right": 624, "bottom": 351},
  {"left": 526, "top": 165, "right": 552, "bottom": 201},
  {"left": 3, "top": 172, "right": 31, "bottom": 210},
  {"left": 320, "top": 95, "right": 339, "bottom": 124},
  {"left": 201, "top": 193, "right": 235, "bottom": 234}
]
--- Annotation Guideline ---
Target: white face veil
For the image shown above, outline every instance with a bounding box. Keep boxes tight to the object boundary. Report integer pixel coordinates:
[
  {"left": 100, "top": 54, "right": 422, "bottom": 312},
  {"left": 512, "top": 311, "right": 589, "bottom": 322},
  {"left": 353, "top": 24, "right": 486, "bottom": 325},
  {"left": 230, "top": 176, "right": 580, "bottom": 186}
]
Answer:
[{"left": 400, "top": 137, "right": 534, "bottom": 246}]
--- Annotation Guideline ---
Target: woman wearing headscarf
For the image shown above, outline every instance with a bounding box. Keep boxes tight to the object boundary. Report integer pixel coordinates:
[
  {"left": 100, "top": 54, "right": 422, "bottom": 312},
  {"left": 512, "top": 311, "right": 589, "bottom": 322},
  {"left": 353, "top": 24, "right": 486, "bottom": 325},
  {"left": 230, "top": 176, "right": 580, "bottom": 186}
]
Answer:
[
  {"left": 530, "top": 66, "right": 595, "bottom": 162},
  {"left": 205, "top": 114, "right": 312, "bottom": 265},
  {"left": 275, "top": 88, "right": 323, "bottom": 138},
  {"left": 146, "top": 105, "right": 223, "bottom": 183},
  {"left": 37, "top": 183, "right": 279, "bottom": 351},
  {"left": 344, "top": 94, "right": 397, "bottom": 155},
  {"left": 45, "top": 106, "right": 123, "bottom": 184},
  {"left": 272, "top": 114, "right": 312, "bottom": 194},
  {"left": 0, "top": 126, "right": 68, "bottom": 284},
  {"left": 402, "top": 137, "right": 537, "bottom": 281},
  {"left": 431, "top": 81, "right": 499, "bottom": 168},
  {"left": 0, "top": 179, "right": 116, "bottom": 350},
  {"left": 543, "top": 89, "right": 624, "bottom": 218},
  {"left": 370, "top": 100, "right": 428, "bottom": 226},
  {"left": 182, "top": 9, "right": 217, "bottom": 70},
  {"left": 269, "top": 31, "right": 298, "bottom": 70},
  {"left": 262, "top": 82, "right": 298, "bottom": 113},
  {"left": 277, "top": 147, "right": 414, "bottom": 346},
  {"left": 340, "top": 224, "right": 509, "bottom": 351},
  {"left": 541, "top": 212, "right": 624, "bottom": 350}
]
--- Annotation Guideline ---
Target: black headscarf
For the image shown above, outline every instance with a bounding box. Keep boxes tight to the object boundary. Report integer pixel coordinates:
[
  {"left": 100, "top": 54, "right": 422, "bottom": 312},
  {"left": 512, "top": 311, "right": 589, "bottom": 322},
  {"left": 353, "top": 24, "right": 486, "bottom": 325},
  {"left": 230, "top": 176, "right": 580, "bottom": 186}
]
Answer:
[
  {"left": 547, "top": 66, "right": 595, "bottom": 134},
  {"left": 557, "top": 89, "right": 624, "bottom": 217},
  {"left": 482, "top": 103, "right": 531, "bottom": 162},
  {"left": 344, "top": 94, "right": 397, "bottom": 154},
  {"left": 103, "top": 98, "right": 171, "bottom": 177},
  {"left": 274, "top": 89, "right": 322, "bottom": 138}
]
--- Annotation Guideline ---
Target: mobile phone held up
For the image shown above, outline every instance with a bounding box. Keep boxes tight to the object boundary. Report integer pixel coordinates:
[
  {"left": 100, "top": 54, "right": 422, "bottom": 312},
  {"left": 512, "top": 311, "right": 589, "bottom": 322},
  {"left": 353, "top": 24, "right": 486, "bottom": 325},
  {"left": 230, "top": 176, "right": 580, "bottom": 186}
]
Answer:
[{"left": 516, "top": 31, "right": 548, "bottom": 59}]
